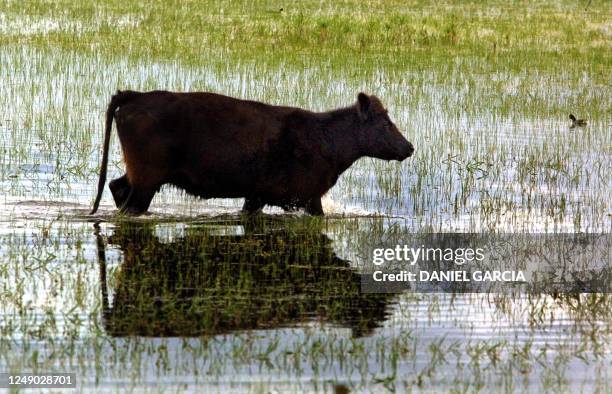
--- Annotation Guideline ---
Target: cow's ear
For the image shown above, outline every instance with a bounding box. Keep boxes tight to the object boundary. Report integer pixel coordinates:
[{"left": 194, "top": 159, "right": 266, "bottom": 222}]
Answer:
[{"left": 357, "top": 93, "right": 370, "bottom": 120}]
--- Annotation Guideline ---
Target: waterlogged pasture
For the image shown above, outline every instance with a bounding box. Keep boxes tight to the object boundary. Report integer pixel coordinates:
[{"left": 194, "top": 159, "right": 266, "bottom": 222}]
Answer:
[{"left": 0, "top": 0, "right": 610, "bottom": 392}]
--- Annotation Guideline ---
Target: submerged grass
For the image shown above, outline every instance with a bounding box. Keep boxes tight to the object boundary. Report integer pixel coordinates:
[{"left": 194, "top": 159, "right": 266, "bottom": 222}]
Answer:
[
  {"left": 0, "top": 217, "right": 609, "bottom": 391},
  {"left": 0, "top": 0, "right": 610, "bottom": 392}
]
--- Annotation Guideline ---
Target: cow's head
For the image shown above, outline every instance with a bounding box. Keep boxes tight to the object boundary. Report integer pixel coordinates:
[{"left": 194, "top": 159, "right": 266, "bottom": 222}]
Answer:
[{"left": 355, "top": 93, "right": 414, "bottom": 161}]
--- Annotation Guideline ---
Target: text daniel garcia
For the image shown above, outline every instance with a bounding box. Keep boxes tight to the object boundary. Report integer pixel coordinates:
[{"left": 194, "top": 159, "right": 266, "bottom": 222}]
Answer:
[{"left": 372, "top": 270, "right": 526, "bottom": 282}]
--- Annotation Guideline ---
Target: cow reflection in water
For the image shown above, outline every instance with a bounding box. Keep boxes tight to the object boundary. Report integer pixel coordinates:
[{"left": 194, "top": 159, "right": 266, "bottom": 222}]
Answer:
[{"left": 96, "top": 218, "right": 393, "bottom": 337}]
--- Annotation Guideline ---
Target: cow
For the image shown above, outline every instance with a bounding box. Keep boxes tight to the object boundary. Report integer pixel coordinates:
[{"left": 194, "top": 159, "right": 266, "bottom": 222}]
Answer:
[{"left": 90, "top": 90, "right": 414, "bottom": 216}]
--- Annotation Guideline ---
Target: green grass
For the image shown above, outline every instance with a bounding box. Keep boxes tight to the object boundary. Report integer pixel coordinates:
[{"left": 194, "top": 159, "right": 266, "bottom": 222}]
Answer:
[
  {"left": 0, "top": 0, "right": 610, "bottom": 392},
  {"left": 3, "top": 0, "right": 610, "bottom": 76},
  {"left": 0, "top": 217, "right": 609, "bottom": 392},
  {"left": 1, "top": 1, "right": 610, "bottom": 231}
]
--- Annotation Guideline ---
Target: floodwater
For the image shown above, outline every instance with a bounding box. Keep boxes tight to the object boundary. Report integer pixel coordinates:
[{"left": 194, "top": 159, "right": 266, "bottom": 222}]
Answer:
[{"left": 0, "top": 46, "right": 610, "bottom": 392}]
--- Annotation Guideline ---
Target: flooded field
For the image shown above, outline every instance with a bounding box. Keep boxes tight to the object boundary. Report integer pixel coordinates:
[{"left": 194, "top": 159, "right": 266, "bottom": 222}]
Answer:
[{"left": 0, "top": 1, "right": 610, "bottom": 392}]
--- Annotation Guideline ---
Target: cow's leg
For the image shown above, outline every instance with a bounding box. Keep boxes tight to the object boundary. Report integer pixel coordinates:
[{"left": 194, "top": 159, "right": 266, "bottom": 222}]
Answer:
[
  {"left": 242, "top": 198, "right": 264, "bottom": 215},
  {"left": 120, "top": 186, "right": 156, "bottom": 215},
  {"left": 305, "top": 198, "right": 324, "bottom": 216},
  {"left": 109, "top": 174, "right": 131, "bottom": 209}
]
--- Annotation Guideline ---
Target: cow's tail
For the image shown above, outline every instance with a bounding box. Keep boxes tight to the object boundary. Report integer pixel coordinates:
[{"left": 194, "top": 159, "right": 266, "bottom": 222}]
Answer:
[{"left": 90, "top": 90, "right": 141, "bottom": 214}]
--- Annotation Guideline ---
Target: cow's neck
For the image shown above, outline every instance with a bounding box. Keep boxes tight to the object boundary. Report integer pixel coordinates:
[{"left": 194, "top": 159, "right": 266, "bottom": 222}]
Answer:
[{"left": 318, "top": 107, "right": 364, "bottom": 174}]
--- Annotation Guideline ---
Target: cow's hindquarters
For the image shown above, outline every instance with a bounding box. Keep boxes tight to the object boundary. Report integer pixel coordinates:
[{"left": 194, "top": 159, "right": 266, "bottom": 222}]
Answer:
[{"left": 115, "top": 107, "right": 173, "bottom": 214}]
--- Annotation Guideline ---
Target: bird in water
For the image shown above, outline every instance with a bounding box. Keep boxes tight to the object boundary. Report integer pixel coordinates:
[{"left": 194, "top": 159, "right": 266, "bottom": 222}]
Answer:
[{"left": 569, "top": 114, "right": 587, "bottom": 128}]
